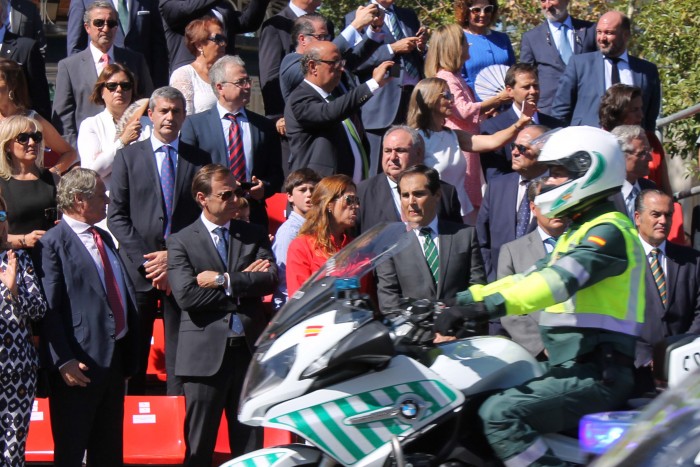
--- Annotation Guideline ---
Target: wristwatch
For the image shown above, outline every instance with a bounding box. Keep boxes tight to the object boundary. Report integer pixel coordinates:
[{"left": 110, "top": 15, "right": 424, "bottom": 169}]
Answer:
[{"left": 215, "top": 274, "right": 226, "bottom": 288}]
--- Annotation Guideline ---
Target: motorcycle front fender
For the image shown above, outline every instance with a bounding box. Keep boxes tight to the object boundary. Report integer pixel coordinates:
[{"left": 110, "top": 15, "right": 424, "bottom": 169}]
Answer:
[{"left": 218, "top": 445, "right": 325, "bottom": 467}]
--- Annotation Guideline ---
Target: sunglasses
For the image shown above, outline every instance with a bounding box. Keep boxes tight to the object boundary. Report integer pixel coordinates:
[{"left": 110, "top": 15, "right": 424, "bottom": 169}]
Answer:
[
  {"left": 16, "top": 131, "right": 43, "bottom": 144},
  {"left": 341, "top": 194, "right": 360, "bottom": 206},
  {"left": 92, "top": 18, "right": 119, "bottom": 29},
  {"left": 207, "top": 34, "right": 228, "bottom": 46},
  {"left": 511, "top": 143, "right": 529, "bottom": 153},
  {"left": 0, "top": 210, "right": 6, "bottom": 222},
  {"left": 104, "top": 81, "right": 133, "bottom": 92},
  {"left": 214, "top": 188, "right": 246, "bottom": 201},
  {"left": 441, "top": 91, "right": 454, "bottom": 100},
  {"left": 469, "top": 5, "right": 495, "bottom": 14}
]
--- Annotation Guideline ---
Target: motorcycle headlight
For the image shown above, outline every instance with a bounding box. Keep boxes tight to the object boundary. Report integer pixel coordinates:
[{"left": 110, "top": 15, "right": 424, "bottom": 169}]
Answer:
[
  {"left": 241, "top": 344, "right": 298, "bottom": 403},
  {"left": 579, "top": 411, "right": 639, "bottom": 454}
]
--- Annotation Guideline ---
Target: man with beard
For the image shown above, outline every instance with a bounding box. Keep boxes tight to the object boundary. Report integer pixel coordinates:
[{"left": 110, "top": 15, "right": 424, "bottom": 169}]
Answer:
[
  {"left": 520, "top": 0, "right": 596, "bottom": 114},
  {"left": 552, "top": 11, "right": 660, "bottom": 131}
]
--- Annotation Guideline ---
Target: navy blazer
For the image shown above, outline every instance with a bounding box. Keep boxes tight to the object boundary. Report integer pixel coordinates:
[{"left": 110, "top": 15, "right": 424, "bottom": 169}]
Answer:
[
  {"left": 357, "top": 173, "right": 463, "bottom": 233},
  {"left": 480, "top": 107, "right": 562, "bottom": 181},
  {"left": 477, "top": 171, "right": 537, "bottom": 282},
  {"left": 66, "top": 0, "right": 169, "bottom": 87},
  {"left": 37, "top": 221, "right": 140, "bottom": 380},
  {"left": 375, "top": 220, "right": 486, "bottom": 311},
  {"left": 519, "top": 18, "right": 596, "bottom": 114},
  {"left": 345, "top": 5, "right": 423, "bottom": 131},
  {"left": 1, "top": 31, "right": 51, "bottom": 120},
  {"left": 159, "top": 0, "right": 269, "bottom": 73},
  {"left": 168, "top": 218, "right": 277, "bottom": 377},
  {"left": 107, "top": 138, "right": 210, "bottom": 292},
  {"left": 551, "top": 51, "right": 661, "bottom": 131},
  {"left": 9, "top": 0, "right": 46, "bottom": 55},
  {"left": 285, "top": 80, "right": 373, "bottom": 177}
]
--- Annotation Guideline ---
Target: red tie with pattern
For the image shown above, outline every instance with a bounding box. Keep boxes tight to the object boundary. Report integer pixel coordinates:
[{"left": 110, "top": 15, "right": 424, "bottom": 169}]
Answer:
[
  {"left": 225, "top": 113, "right": 246, "bottom": 181},
  {"left": 90, "top": 227, "right": 126, "bottom": 336}
]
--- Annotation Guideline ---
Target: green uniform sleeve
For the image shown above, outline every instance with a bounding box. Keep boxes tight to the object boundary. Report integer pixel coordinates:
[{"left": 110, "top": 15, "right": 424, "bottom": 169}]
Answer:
[{"left": 468, "top": 223, "right": 629, "bottom": 317}]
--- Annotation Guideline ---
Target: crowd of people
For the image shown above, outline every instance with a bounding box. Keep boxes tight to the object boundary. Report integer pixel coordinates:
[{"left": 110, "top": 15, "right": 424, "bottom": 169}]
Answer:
[{"left": 0, "top": 0, "right": 697, "bottom": 466}]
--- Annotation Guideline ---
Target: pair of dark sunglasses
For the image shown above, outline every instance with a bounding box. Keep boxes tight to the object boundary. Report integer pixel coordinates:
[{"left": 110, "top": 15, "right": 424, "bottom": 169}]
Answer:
[
  {"left": 215, "top": 188, "right": 246, "bottom": 201},
  {"left": 341, "top": 194, "right": 360, "bottom": 206},
  {"left": 104, "top": 81, "right": 133, "bottom": 92},
  {"left": 16, "top": 131, "right": 42, "bottom": 144},
  {"left": 92, "top": 19, "right": 119, "bottom": 29},
  {"left": 511, "top": 143, "right": 529, "bottom": 153},
  {"left": 208, "top": 34, "right": 228, "bottom": 46}
]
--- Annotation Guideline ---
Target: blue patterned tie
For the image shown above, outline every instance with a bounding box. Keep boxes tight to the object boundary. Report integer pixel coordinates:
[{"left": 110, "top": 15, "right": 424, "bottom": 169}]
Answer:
[
  {"left": 559, "top": 23, "right": 572, "bottom": 65},
  {"left": 213, "top": 226, "right": 228, "bottom": 266},
  {"left": 543, "top": 237, "right": 557, "bottom": 254},
  {"left": 515, "top": 181, "right": 531, "bottom": 238},
  {"left": 160, "top": 145, "right": 176, "bottom": 238},
  {"left": 626, "top": 185, "right": 640, "bottom": 219}
]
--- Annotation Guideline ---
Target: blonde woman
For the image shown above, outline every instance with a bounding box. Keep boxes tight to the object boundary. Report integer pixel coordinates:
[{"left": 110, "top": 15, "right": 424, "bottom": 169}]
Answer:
[{"left": 0, "top": 115, "right": 57, "bottom": 249}]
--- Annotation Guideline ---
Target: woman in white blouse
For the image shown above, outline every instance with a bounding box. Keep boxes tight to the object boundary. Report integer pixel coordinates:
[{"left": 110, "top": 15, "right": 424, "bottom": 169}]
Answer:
[
  {"left": 169, "top": 16, "right": 227, "bottom": 115},
  {"left": 78, "top": 64, "right": 149, "bottom": 192}
]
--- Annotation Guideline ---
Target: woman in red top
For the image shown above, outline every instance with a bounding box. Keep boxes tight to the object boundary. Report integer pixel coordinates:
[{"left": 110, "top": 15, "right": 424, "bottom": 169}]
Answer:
[{"left": 286, "top": 175, "right": 359, "bottom": 296}]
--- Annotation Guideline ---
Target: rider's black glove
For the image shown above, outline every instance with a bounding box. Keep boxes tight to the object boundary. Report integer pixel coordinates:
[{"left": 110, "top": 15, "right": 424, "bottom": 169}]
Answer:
[{"left": 434, "top": 302, "right": 490, "bottom": 336}]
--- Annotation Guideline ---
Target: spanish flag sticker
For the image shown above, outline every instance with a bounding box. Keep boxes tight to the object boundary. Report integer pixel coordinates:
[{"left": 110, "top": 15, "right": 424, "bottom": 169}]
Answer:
[
  {"left": 587, "top": 235, "right": 606, "bottom": 246},
  {"left": 305, "top": 325, "right": 323, "bottom": 337}
]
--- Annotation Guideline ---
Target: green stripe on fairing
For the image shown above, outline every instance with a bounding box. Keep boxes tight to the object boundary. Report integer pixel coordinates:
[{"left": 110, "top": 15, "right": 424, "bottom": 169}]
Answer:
[
  {"left": 312, "top": 405, "right": 367, "bottom": 458},
  {"left": 239, "top": 452, "right": 283, "bottom": 467},
  {"left": 336, "top": 398, "right": 384, "bottom": 447},
  {"left": 407, "top": 382, "right": 440, "bottom": 414},
  {"left": 287, "top": 411, "right": 335, "bottom": 455}
]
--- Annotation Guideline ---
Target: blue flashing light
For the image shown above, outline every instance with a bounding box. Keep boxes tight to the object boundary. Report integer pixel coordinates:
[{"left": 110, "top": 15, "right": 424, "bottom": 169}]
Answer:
[
  {"left": 335, "top": 277, "right": 360, "bottom": 292},
  {"left": 579, "top": 411, "right": 640, "bottom": 454}
]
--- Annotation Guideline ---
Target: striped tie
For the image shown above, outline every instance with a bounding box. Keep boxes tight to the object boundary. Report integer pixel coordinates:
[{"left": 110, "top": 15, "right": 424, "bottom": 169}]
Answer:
[
  {"left": 420, "top": 227, "right": 439, "bottom": 284},
  {"left": 386, "top": 7, "right": 420, "bottom": 80},
  {"left": 649, "top": 248, "right": 667, "bottom": 307},
  {"left": 225, "top": 113, "right": 246, "bottom": 182},
  {"left": 326, "top": 95, "right": 368, "bottom": 179}
]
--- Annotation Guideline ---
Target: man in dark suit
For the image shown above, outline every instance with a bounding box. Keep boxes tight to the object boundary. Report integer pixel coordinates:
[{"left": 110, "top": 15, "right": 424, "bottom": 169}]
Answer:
[
  {"left": 66, "top": 0, "right": 169, "bottom": 87},
  {"left": 180, "top": 55, "right": 282, "bottom": 232},
  {"left": 168, "top": 164, "right": 277, "bottom": 467},
  {"left": 610, "top": 125, "right": 656, "bottom": 218},
  {"left": 376, "top": 164, "right": 485, "bottom": 313},
  {"left": 357, "top": 125, "right": 462, "bottom": 233},
  {"left": 519, "top": 0, "right": 596, "bottom": 114},
  {"left": 108, "top": 87, "right": 210, "bottom": 395},
  {"left": 159, "top": 0, "right": 269, "bottom": 74},
  {"left": 285, "top": 41, "right": 392, "bottom": 182},
  {"left": 0, "top": 0, "right": 51, "bottom": 119},
  {"left": 9, "top": 0, "right": 46, "bottom": 56},
  {"left": 52, "top": 1, "right": 154, "bottom": 146},
  {"left": 37, "top": 169, "right": 140, "bottom": 467},
  {"left": 497, "top": 180, "right": 567, "bottom": 358},
  {"left": 552, "top": 11, "right": 661, "bottom": 131},
  {"left": 345, "top": 0, "right": 426, "bottom": 174},
  {"left": 634, "top": 189, "right": 700, "bottom": 382},
  {"left": 480, "top": 63, "right": 562, "bottom": 181},
  {"left": 477, "top": 125, "right": 548, "bottom": 282},
  {"left": 259, "top": 0, "right": 322, "bottom": 121}
]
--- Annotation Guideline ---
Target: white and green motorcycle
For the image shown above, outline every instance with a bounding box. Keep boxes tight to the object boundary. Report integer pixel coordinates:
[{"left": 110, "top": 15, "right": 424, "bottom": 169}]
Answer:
[{"left": 220, "top": 223, "right": 633, "bottom": 467}]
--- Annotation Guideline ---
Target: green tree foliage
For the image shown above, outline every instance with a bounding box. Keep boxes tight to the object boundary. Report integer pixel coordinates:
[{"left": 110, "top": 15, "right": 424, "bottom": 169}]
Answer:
[{"left": 321, "top": 0, "right": 699, "bottom": 160}]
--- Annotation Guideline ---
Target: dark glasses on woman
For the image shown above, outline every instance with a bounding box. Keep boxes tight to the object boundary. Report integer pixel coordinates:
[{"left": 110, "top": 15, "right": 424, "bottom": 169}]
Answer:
[
  {"left": 342, "top": 195, "right": 360, "bottom": 206},
  {"left": 470, "top": 5, "right": 494, "bottom": 14},
  {"left": 16, "top": 131, "right": 42, "bottom": 144},
  {"left": 104, "top": 81, "right": 133, "bottom": 92},
  {"left": 208, "top": 34, "right": 228, "bottom": 46},
  {"left": 0, "top": 211, "right": 6, "bottom": 222}
]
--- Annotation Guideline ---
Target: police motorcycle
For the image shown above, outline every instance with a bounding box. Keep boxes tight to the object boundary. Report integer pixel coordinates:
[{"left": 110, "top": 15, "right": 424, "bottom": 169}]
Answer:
[{"left": 219, "top": 221, "right": 625, "bottom": 467}]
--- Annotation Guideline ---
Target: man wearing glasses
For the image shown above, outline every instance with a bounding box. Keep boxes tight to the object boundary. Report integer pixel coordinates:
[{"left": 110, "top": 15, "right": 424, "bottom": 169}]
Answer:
[
  {"left": 168, "top": 163, "right": 277, "bottom": 466},
  {"left": 181, "top": 55, "right": 283, "bottom": 233},
  {"left": 477, "top": 124, "right": 549, "bottom": 282},
  {"left": 610, "top": 125, "right": 656, "bottom": 219},
  {"left": 520, "top": 0, "right": 596, "bottom": 114},
  {"left": 52, "top": 0, "right": 153, "bottom": 146},
  {"left": 285, "top": 41, "right": 393, "bottom": 183}
]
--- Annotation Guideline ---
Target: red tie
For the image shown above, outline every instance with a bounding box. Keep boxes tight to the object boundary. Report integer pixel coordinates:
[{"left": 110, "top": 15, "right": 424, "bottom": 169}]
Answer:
[
  {"left": 90, "top": 227, "right": 126, "bottom": 336},
  {"left": 225, "top": 113, "right": 246, "bottom": 182}
]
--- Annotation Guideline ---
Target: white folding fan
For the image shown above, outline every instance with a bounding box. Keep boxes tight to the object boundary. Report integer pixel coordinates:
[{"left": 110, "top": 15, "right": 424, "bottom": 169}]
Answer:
[{"left": 474, "top": 64, "right": 510, "bottom": 100}]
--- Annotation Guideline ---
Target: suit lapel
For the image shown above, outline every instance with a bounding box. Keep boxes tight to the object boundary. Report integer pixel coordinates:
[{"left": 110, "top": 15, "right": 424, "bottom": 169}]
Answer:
[
  {"left": 194, "top": 220, "right": 225, "bottom": 269},
  {"left": 80, "top": 48, "right": 98, "bottom": 82},
  {"left": 595, "top": 55, "right": 607, "bottom": 100},
  {"left": 527, "top": 231, "right": 546, "bottom": 264},
  {"left": 665, "top": 245, "right": 680, "bottom": 310},
  {"left": 436, "top": 223, "right": 452, "bottom": 297},
  {"left": 378, "top": 176, "right": 401, "bottom": 221},
  {"left": 143, "top": 141, "right": 165, "bottom": 211},
  {"left": 209, "top": 108, "right": 228, "bottom": 166},
  {"left": 408, "top": 231, "right": 436, "bottom": 295},
  {"left": 227, "top": 222, "right": 244, "bottom": 271},
  {"left": 173, "top": 140, "right": 192, "bottom": 213},
  {"left": 628, "top": 57, "right": 645, "bottom": 89},
  {"left": 62, "top": 223, "right": 110, "bottom": 300}
]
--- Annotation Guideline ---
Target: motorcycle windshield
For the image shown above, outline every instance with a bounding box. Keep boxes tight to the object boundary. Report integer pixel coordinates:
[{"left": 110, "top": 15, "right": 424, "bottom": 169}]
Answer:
[{"left": 257, "top": 222, "right": 413, "bottom": 347}]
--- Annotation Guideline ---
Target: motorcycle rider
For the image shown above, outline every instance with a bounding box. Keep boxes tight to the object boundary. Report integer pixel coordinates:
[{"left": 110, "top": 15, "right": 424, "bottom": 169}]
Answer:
[{"left": 435, "top": 126, "right": 646, "bottom": 467}]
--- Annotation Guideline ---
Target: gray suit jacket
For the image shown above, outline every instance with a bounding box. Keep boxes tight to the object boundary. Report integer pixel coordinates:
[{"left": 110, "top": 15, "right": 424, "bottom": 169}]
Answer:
[
  {"left": 551, "top": 51, "right": 661, "bottom": 131},
  {"left": 51, "top": 46, "right": 154, "bottom": 145},
  {"left": 168, "top": 218, "right": 277, "bottom": 377},
  {"left": 375, "top": 220, "right": 485, "bottom": 311},
  {"left": 496, "top": 229, "right": 547, "bottom": 356}
]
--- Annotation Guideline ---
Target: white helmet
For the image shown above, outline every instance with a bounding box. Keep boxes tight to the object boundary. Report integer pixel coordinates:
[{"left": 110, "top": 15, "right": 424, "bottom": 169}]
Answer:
[{"left": 535, "top": 126, "right": 624, "bottom": 218}]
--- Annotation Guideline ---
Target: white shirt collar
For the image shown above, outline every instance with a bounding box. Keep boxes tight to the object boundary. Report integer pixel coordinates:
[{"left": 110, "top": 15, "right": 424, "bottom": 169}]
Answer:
[
  {"left": 62, "top": 212, "right": 94, "bottom": 235},
  {"left": 547, "top": 16, "right": 573, "bottom": 30},
  {"left": 201, "top": 213, "right": 230, "bottom": 233},
  {"left": 150, "top": 134, "right": 179, "bottom": 153},
  {"left": 413, "top": 216, "right": 439, "bottom": 236},
  {"left": 638, "top": 234, "right": 666, "bottom": 257},
  {"left": 217, "top": 102, "right": 247, "bottom": 120},
  {"left": 288, "top": 1, "right": 309, "bottom": 17},
  {"left": 512, "top": 102, "right": 539, "bottom": 124},
  {"left": 621, "top": 179, "right": 640, "bottom": 200},
  {"left": 304, "top": 79, "right": 331, "bottom": 99}
]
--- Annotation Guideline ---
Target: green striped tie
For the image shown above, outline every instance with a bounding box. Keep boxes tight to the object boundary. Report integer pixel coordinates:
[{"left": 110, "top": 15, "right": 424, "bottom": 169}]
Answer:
[
  {"left": 326, "top": 95, "right": 369, "bottom": 179},
  {"left": 650, "top": 248, "right": 667, "bottom": 307},
  {"left": 421, "top": 227, "right": 439, "bottom": 284}
]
